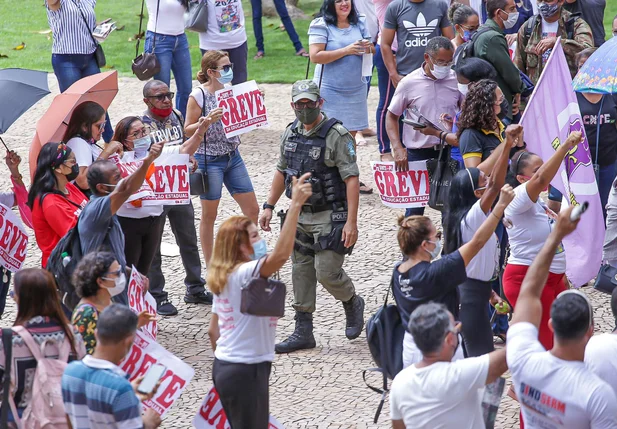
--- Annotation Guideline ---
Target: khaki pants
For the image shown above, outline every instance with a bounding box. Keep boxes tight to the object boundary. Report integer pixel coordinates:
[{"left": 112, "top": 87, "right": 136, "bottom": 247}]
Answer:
[{"left": 292, "top": 221, "right": 355, "bottom": 313}]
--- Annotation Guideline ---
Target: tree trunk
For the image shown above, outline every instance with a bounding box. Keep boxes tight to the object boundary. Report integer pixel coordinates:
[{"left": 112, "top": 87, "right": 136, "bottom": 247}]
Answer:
[{"left": 261, "top": 0, "right": 307, "bottom": 19}]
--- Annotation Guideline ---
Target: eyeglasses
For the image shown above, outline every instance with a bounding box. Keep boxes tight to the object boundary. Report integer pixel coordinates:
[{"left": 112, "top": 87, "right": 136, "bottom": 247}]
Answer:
[
  {"left": 147, "top": 92, "right": 175, "bottom": 102},
  {"left": 334, "top": 0, "right": 350, "bottom": 3},
  {"left": 213, "top": 64, "right": 234, "bottom": 73},
  {"left": 63, "top": 158, "right": 77, "bottom": 167},
  {"left": 95, "top": 121, "right": 107, "bottom": 132},
  {"left": 129, "top": 126, "right": 151, "bottom": 139},
  {"left": 429, "top": 55, "right": 453, "bottom": 67},
  {"left": 103, "top": 268, "right": 122, "bottom": 279},
  {"left": 460, "top": 24, "right": 479, "bottom": 32},
  {"left": 292, "top": 100, "right": 320, "bottom": 110}
]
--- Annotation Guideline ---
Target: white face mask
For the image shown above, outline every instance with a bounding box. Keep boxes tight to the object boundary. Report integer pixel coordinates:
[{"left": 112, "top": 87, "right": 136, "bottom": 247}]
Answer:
[
  {"left": 102, "top": 272, "right": 127, "bottom": 297},
  {"left": 431, "top": 63, "right": 451, "bottom": 80},
  {"left": 458, "top": 83, "right": 469, "bottom": 96},
  {"left": 426, "top": 239, "right": 442, "bottom": 260},
  {"left": 501, "top": 10, "right": 520, "bottom": 29}
]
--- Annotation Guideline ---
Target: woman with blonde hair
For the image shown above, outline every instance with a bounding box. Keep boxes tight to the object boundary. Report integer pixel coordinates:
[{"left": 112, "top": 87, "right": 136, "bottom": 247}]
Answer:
[
  {"left": 207, "top": 173, "right": 312, "bottom": 429},
  {"left": 185, "top": 50, "right": 259, "bottom": 267}
]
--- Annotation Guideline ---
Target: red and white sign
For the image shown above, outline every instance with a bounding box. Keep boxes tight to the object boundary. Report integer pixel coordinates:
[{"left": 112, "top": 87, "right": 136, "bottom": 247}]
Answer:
[
  {"left": 127, "top": 266, "right": 158, "bottom": 340},
  {"left": 371, "top": 161, "right": 430, "bottom": 209},
  {"left": 192, "top": 386, "right": 284, "bottom": 429},
  {"left": 216, "top": 80, "right": 269, "bottom": 138},
  {"left": 120, "top": 330, "right": 194, "bottom": 417},
  {"left": 116, "top": 153, "right": 154, "bottom": 203},
  {"left": 0, "top": 203, "right": 28, "bottom": 272},
  {"left": 142, "top": 153, "right": 190, "bottom": 206}
]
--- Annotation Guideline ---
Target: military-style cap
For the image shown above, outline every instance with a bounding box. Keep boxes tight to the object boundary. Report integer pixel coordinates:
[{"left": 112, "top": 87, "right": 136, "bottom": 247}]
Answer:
[{"left": 291, "top": 80, "right": 320, "bottom": 102}]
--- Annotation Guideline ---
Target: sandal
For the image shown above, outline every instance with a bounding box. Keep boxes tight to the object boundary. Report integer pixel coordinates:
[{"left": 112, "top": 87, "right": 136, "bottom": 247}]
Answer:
[
  {"left": 295, "top": 48, "right": 309, "bottom": 57},
  {"left": 254, "top": 51, "right": 265, "bottom": 60},
  {"left": 493, "top": 333, "right": 506, "bottom": 344},
  {"left": 360, "top": 181, "right": 373, "bottom": 194}
]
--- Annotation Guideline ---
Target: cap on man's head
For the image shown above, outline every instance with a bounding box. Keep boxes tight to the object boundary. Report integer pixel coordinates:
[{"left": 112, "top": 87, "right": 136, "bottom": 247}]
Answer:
[{"left": 292, "top": 80, "right": 320, "bottom": 102}]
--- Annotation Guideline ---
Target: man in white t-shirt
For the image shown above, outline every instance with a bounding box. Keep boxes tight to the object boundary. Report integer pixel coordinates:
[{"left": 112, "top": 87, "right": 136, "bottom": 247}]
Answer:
[
  {"left": 390, "top": 302, "right": 508, "bottom": 429},
  {"left": 507, "top": 206, "right": 617, "bottom": 429},
  {"left": 585, "top": 288, "right": 617, "bottom": 398}
]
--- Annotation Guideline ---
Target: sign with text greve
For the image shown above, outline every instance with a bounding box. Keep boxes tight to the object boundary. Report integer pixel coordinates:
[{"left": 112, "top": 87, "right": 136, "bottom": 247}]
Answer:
[
  {"left": 127, "top": 266, "right": 158, "bottom": 340},
  {"left": 216, "top": 80, "right": 269, "bottom": 138},
  {"left": 142, "top": 153, "right": 190, "bottom": 206},
  {"left": 371, "top": 161, "right": 430, "bottom": 209},
  {"left": 0, "top": 203, "right": 28, "bottom": 272}
]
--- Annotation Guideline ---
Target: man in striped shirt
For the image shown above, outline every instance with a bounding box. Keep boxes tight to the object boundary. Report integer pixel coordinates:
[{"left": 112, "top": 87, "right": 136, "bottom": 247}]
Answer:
[{"left": 62, "top": 305, "right": 161, "bottom": 429}]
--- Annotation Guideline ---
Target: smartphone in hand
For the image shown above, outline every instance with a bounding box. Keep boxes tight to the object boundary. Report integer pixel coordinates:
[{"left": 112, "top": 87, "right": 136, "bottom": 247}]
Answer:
[{"left": 137, "top": 363, "right": 167, "bottom": 395}]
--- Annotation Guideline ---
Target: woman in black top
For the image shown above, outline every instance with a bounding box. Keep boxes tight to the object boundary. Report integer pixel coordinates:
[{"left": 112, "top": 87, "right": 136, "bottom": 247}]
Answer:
[
  {"left": 575, "top": 48, "right": 617, "bottom": 221},
  {"left": 393, "top": 185, "right": 515, "bottom": 367}
]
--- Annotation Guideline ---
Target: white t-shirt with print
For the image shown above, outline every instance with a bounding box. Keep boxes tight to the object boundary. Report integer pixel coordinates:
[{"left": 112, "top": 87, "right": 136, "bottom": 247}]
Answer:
[
  {"left": 461, "top": 200, "right": 500, "bottom": 281},
  {"left": 585, "top": 333, "right": 617, "bottom": 399},
  {"left": 213, "top": 260, "right": 278, "bottom": 364},
  {"left": 540, "top": 18, "right": 559, "bottom": 63},
  {"left": 507, "top": 322, "right": 617, "bottom": 429},
  {"left": 390, "top": 354, "right": 489, "bottom": 428},
  {"left": 146, "top": 0, "right": 186, "bottom": 35},
  {"left": 504, "top": 182, "right": 566, "bottom": 273},
  {"left": 198, "top": 0, "right": 247, "bottom": 50},
  {"left": 66, "top": 136, "right": 102, "bottom": 168}
]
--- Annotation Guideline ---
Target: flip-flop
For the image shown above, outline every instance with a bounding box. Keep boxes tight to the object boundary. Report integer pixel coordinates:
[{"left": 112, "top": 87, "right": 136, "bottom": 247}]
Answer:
[
  {"left": 295, "top": 49, "right": 309, "bottom": 57},
  {"left": 254, "top": 51, "right": 265, "bottom": 60},
  {"left": 360, "top": 181, "right": 373, "bottom": 194}
]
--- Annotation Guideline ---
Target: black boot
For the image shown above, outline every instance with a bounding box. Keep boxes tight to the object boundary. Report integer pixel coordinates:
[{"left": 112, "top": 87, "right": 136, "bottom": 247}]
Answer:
[
  {"left": 343, "top": 294, "right": 365, "bottom": 340},
  {"left": 275, "top": 311, "right": 316, "bottom": 354}
]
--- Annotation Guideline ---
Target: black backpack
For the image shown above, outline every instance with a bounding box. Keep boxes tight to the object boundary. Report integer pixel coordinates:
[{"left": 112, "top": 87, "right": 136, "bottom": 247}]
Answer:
[
  {"left": 523, "top": 12, "right": 581, "bottom": 45},
  {"left": 457, "top": 26, "right": 496, "bottom": 64},
  {"left": 363, "top": 266, "right": 405, "bottom": 423}
]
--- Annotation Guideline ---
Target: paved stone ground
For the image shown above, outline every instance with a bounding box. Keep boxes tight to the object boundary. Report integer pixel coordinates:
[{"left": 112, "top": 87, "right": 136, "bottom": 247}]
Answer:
[{"left": 1, "top": 76, "right": 615, "bottom": 428}]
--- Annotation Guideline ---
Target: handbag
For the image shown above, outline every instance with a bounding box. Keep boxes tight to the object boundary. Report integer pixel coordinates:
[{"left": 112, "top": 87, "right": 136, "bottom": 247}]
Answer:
[
  {"left": 0, "top": 328, "right": 12, "bottom": 428},
  {"left": 185, "top": 0, "right": 208, "bottom": 33},
  {"left": 363, "top": 268, "right": 404, "bottom": 423},
  {"left": 189, "top": 88, "right": 211, "bottom": 196},
  {"left": 426, "top": 140, "right": 459, "bottom": 212},
  {"left": 132, "top": 0, "right": 161, "bottom": 81},
  {"left": 594, "top": 263, "right": 617, "bottom": 295},
  {"left": 73, "top": 0, "right": 106, "bottom": 67},
  {"left": 240, "top": 257, "right": 286, "bottom": 318}
]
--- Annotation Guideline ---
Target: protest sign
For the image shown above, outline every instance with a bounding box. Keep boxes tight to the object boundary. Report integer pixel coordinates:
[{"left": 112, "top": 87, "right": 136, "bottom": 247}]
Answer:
[
  {"left": 0, "top": 204, "right": 28, "bottom": 272},
  {"left": 371, "top": 161, "right": 429, "bottom": 209},
  {"left": 117, "top": 152, "right": 155, "bottom": 203},
  {"left": 216, "top": 80, "right": 268, "bottom": 138},
  {"left": 192, "top": 386, "right": 284, "bottom": 429},
  {"left": 520, "top": 39, "right": 603, "bottom": 287},
  {"left": 127, "top": 266, "right": 158, "bottom": 340},
  {"left": 142, "top": 153, "right": 190, "bottom": 206},
  {"left": 120, "top": 330, "right": 194, "bottom": 417}
]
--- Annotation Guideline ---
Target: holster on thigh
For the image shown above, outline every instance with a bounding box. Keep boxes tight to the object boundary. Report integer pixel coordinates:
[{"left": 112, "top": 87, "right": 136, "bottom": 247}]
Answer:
[
  {"left": 314, "top": 223, "right": 353, "bottom": 255},
  {"left": 294, "top": 229, "right": 315, "bottom": 257}
]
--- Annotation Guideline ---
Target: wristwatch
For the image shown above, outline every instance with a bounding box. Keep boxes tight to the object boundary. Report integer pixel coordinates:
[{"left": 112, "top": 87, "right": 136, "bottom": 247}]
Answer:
[{"left": 263, "top": 203, "right": 275, "bottom": 211}]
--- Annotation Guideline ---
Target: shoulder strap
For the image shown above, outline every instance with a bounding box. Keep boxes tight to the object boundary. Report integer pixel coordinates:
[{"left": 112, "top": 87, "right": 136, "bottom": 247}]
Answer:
[
  {"left": 1, "top": 329, "right": 12, "bottom": 428},
  {"left": 524, "top": 15, "right": 539, "bottom": 42},
  {"left": 70, "top": 0, "right": 99, "bottom": 48},
  {"left": 198, "top": 87, "right": 208, "bottom": 162},
  {"left": 172, "top": 110, "right": 185, "bottom": 129},
  {"left": 11, "top": 326, "right": 43, "bottom": 361},
  {"left": 136, "top": 0, "right": 160, "bottom": 57},
  {"left": 565, "top": 13, "right": 581, "bottom": 40},
  {"left": 316, "top": 118, "right": 341, "bottom": 139}
]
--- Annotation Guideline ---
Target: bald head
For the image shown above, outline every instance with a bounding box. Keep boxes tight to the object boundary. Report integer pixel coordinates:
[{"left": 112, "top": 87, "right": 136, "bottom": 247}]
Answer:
[
  {"left": 143, "top": 80, "right": 169, "bottom": 98},
  {"left": 87, "top": 160, "right": 121, "bottom": 195}
]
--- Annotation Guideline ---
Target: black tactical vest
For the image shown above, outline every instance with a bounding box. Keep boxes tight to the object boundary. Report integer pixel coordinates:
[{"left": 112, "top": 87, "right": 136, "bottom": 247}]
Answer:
[{"left": 283, "top": 118, "right": 347, "bottom": 212}]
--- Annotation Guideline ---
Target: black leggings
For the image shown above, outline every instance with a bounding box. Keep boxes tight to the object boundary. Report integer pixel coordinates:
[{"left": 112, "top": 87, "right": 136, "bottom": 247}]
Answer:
[
  {"left": 458, "top": 278, "right": 495, "bottom": 357},
  {"left": 117, "top": 215, "right": 165, "bottom": 275},
  {"left": 212, "top": 358, "right": 272, "bottom": 429}
]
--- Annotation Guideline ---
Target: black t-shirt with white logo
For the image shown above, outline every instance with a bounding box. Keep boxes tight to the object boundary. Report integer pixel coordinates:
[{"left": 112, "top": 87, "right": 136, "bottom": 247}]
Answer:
[{"left": 577, "top": 93, "right": 617, "bottom": 166}]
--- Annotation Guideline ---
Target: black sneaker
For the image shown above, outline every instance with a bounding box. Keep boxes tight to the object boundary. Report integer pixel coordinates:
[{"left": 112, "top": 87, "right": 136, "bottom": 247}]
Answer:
[
  {"left": 157, "top": 299, "right": 178, "bottom": 316},
  {"left": 184, "top": 291, "right": 213, "bottom": 305}
]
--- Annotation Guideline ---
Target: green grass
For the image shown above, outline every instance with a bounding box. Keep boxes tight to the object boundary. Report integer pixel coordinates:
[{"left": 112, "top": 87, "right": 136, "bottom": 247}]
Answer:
[{"left": 606, "top": 3, "right": 617, "bottom": 38}]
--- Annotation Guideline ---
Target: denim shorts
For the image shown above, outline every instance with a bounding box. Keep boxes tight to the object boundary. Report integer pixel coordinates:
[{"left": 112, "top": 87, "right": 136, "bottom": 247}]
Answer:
[{"left": 196, "top": 150, "right": 254, "bottom": 200}]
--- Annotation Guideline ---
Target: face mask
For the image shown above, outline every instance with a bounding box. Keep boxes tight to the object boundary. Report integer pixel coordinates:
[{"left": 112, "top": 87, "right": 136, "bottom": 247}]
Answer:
[
  {"left": 295, "top": 106, "right": 321, "bottom": 125},
  {"left": 250, "top": 239, "right": 268, "bottom": 260},
  {"left": 217, "top": 68, "right": 234, "bottom": 85},
  {"left": 458, "top": 83, "right": 469, "bottom": 96},
  {"left": 430, "top": 62, "right": 451, "bottom": 80},
  {"left": 538, "top": 2, "right": 560, "bottom": 19},
  {"left": 100, "top": 183, "right": 117, "bottom": 194},
  {"left": 501, "top": 10, "right": 520, "bottom": 29},
  {"left": 150, "top": 106, "right": 173, "bottom": 118},
  {"left": 426, "top": 239, "right": 442, "bottom": 260},
  {"left": 497, "top": 98, "right": 510, "bottom": 120},
  {"left": 66, "top": 164, "right": 80, "bottom": 182},
  {"left": 102, "top": 272, "right": 126, "bottom": 297},
  {"left": 131, "top": 135, "right": 151, "bottom": 158},
  {"left": 462, "top": 29, "right": 475, "bottom": 42}
]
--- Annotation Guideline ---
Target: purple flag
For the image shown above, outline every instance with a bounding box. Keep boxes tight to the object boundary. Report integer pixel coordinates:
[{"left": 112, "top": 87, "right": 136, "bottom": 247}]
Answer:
[{"left": 520, "top": 40, "right": 603, "bottom": 287}]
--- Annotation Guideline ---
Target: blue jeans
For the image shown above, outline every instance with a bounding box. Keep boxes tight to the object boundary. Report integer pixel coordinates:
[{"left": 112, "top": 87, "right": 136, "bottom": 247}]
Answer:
[
  {"left": 250, "top": 0, "right": 303, "bottom": 53},
  {"left": 51, "top": 53, "right": 113, "bottom": 142},
  {"left": 374, "top": 44, "right": 395, "bottom": 155},
  {"left": 200, "top": 42, "right": 248, "bottom": 86},
  {"left": 145, "top": 31, "right": 193, "bottom": 119},
  {"left": 405, "top": 148, "right": 438, "bottom": 216},
  {"left": 196, "top": 150, "right": 254, "bottom": 200}
]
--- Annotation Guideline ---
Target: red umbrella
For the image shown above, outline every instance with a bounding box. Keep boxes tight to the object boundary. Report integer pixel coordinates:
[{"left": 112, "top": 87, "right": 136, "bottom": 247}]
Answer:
[{"left": 29, "top": 71, "right": 118, "bottom": 178}]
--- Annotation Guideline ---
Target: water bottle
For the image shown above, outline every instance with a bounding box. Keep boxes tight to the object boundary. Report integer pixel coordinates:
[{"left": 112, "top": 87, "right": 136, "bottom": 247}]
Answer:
[{"left": 62, "top": 252, "right": 71, "bottom": 267}]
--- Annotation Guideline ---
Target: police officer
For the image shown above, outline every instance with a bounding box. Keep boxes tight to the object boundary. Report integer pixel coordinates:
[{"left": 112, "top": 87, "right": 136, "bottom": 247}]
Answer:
[{"left": 259, "top": 80, "right": 364, "bottom": 353}]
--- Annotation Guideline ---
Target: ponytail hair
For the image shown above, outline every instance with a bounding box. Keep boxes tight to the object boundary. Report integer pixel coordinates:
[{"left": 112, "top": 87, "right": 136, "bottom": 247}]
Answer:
[{"left": 397, "top": 215, "right": 433, "bottom": 255}]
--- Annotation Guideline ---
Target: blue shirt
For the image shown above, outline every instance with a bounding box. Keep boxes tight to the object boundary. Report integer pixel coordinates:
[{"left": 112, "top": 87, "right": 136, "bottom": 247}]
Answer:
[{"left": 62, "top": 356, "right": 143, "bottom": 429}]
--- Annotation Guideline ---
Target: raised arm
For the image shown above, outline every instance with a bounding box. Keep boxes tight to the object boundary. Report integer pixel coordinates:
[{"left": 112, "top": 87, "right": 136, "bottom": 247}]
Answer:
[
  {"left": 259, "top": 173, "right": 313, "bottom": 278},
  {"left": 485, "top": 348, "right": 508, "bottom": 385},
  {"left": 109, "top": 142, "right": 163, "bottom": 214},
  {"left": 510, "top": 206, "right": 579, "bottom": 328},
  {"left": 458, "top": 185, "right": 515, "bottom": 265},
  {"left": 525, "top": 131, "right": 582, "bottom": 202}
]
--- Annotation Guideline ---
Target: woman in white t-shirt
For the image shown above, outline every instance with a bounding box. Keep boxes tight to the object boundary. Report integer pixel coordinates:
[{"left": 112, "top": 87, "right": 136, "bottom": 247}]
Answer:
[
  {"left": 197, "top": 0, "right": 248, "bottom": 85},
  {"left": 444, "top": 125, "right": 520, "bottom": 357},
  {"left": 109, "top": 115, "right": 209, "bottom": 276},
  {"left": 207, "top": 173, "right": 312, "bottom": 429},
  {"left": 144, "top": 0, "right": 192, "bottom": 118},
  {"left": 64, "top": 101, "right": 123, "bottom": 196},
  {"left": 502, "top": 130, "right": 583, "bottom": 350}
]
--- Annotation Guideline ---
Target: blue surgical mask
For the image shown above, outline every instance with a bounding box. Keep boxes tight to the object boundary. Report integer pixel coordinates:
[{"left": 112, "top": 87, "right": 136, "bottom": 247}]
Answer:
[
  {"left": 250, "top": 239, "right": 268, "bottom": 260},
  {"left": 131, "top": 135, "right": 151, "bottom": 158},
  {"left": 462, "top": 29, "right": 475, "bottom": 42},
  {"left": 426, "top": 240, "right": 442, "bottom": 260},
  {"left": 217, "top": 68, "right": 234, "bottom": 85}
]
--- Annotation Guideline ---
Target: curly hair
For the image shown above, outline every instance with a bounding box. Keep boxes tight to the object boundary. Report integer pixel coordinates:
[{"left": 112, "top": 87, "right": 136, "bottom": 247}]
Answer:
[
  {"left": 456, "top": 79, "right": 500, "bottom": 139},
  {"left": 72, "top": 251, "right": 117, "bottom": 298}
]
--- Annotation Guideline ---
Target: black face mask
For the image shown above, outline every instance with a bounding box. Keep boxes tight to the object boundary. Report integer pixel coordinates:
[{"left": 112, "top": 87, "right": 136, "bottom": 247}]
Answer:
[
  {"left": 65, "top": 163, "right": 80, "bottom": 182},
  {"left": 498, "top": 98, "right": 510, "bottom": 121}
]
